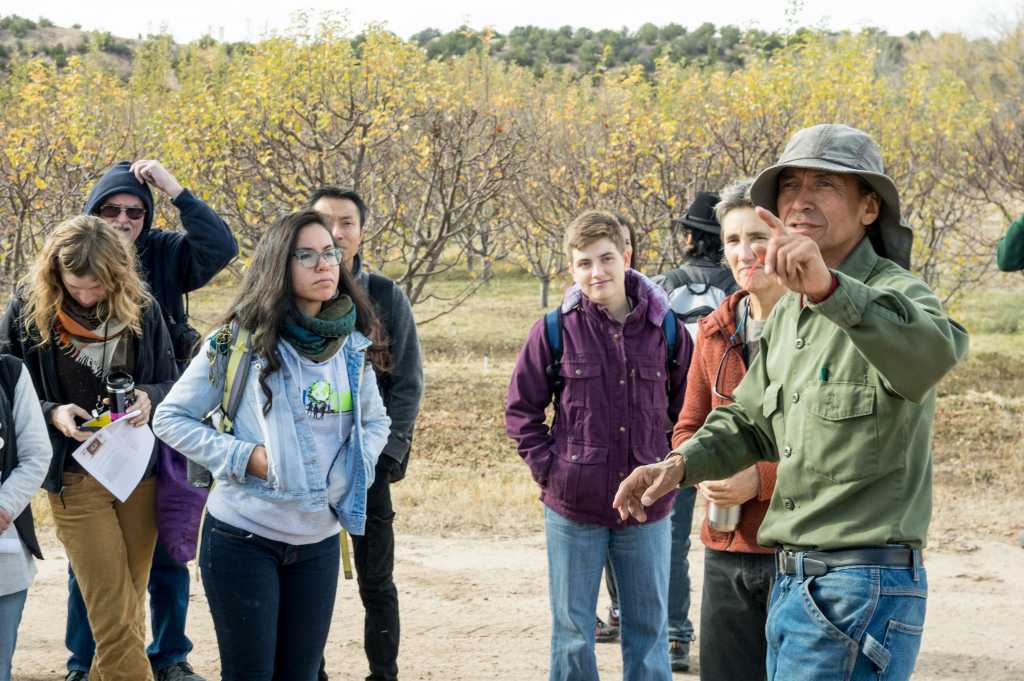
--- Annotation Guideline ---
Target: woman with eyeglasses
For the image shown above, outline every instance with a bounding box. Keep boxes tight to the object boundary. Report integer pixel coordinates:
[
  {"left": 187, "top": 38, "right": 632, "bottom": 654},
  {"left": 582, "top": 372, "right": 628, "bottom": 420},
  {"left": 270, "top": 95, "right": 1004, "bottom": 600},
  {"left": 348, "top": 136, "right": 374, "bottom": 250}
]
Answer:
[
  {"left": 669, "top": 180, "right": 785, "bottom": 681},
  {"left": 0, "top": 216, "right": 178, "bottom": 681},
  {"left": 153, "top": 210, "right": 391, "bottom": 680}
]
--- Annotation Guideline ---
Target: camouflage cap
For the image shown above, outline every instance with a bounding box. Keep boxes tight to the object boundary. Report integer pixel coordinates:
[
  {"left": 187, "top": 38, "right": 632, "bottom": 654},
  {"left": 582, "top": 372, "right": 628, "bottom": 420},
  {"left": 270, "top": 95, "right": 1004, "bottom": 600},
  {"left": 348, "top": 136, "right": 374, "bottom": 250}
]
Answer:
[{"left": 750, "top": 124, "right": 913, "bottom": 269}]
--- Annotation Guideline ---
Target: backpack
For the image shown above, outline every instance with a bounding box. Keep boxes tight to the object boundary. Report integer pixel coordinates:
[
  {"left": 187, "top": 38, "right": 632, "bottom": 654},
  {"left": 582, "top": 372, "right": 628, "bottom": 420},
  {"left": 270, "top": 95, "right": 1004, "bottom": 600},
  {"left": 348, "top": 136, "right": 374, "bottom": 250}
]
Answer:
[
  {"left": 667, "top": 281, "right": 728, "bottom": 340},
  {"left": 542, "top": 306, "right": 679, "bottom": 417}
]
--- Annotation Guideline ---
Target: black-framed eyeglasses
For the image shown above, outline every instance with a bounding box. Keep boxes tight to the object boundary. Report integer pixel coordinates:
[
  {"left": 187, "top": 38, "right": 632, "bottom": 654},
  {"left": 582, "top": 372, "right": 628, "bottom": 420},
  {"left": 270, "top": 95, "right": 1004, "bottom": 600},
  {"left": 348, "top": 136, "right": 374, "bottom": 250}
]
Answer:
[
  {"left": 98, "top": 204, "right": 146, "bottom": 220},
  {"left": 712, "top": 343, "right": 742, "bottom": 403},
  {"left": 292, "top": 247, "right": 343, "bottom": 269}
]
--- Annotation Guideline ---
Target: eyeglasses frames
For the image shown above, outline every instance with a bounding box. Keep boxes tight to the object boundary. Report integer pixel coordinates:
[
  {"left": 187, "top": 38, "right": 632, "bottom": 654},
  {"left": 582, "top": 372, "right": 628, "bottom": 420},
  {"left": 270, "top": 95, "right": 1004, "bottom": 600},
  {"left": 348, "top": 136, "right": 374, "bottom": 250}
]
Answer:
[
  {"left": 711, "top": 342, "right": 741, "bottom": 403},
  {"left": 292, "top": 247, "right": 343, "bottom": 269}
]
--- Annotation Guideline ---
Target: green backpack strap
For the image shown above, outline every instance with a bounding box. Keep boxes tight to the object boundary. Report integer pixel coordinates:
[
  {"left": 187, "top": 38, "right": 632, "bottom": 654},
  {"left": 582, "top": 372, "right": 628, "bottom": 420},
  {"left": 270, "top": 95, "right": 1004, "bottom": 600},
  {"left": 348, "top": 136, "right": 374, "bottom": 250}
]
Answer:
[{"left": 219, "top": 327, "right": 253, "bottom": 434}]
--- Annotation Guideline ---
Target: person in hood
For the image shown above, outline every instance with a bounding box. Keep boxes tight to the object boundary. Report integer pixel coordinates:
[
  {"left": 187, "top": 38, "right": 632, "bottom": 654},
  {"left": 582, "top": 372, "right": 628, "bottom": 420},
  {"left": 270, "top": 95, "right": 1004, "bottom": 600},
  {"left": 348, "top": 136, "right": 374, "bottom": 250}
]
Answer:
[
  {"left": 63, "top": 159, "right": 237, "bottom": 681},
  {"left": 506, "top": 210, "right": 693, "bottom": 681},
  {"left": 615, "top": 124, "right": 969, "bottom": 681},
  {"left": 308, "top": 186, "right": 423, "bottom": 681}
]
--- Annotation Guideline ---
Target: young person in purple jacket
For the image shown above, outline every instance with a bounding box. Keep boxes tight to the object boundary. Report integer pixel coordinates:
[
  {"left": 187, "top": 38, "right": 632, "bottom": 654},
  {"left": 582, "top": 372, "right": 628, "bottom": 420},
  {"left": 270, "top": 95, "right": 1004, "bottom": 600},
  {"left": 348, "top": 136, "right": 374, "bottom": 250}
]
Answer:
[{"left": 506, "top": 210, "right": 693, "bottom": 681}]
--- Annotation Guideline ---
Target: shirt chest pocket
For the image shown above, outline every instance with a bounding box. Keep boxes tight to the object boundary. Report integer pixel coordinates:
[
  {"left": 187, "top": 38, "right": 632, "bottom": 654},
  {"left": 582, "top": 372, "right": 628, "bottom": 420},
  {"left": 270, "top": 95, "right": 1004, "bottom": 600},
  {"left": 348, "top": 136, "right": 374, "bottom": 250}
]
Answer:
[
  {"left": 634, "top": 364, "right": 668, "bottom": 414},
  {"left": 800, "top": 382, "right": 880, "bottom": 483},
  {"left": 559, "top": 359, "right": 602, "bottom": 407}
]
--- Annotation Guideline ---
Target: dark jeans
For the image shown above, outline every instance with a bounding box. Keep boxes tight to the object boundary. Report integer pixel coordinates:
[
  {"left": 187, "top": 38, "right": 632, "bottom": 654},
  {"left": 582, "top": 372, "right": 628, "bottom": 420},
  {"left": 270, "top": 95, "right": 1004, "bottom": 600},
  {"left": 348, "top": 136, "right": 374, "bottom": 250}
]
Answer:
[
  {"left": 351, "top": 469, "right": 400, "bottom": 681},
  {"left": 66, "top": 539, "right": 194, "bottom": 672},
  {"left": 603, "top": 487, "right": 696, "bottom": 644},
  {"left": 200, "top": 514, "right": 340, "bottom": 681},
  {"left": 699, "top": 549, "right": 775, "bottom": 681}
]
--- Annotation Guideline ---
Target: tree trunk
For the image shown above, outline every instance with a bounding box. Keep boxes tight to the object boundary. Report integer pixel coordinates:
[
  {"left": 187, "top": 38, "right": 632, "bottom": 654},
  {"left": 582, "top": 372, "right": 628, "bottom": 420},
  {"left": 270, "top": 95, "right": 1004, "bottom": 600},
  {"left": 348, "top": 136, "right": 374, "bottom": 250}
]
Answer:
[{"left": 539, "top": 276, "right": 551, "bottom": 309}]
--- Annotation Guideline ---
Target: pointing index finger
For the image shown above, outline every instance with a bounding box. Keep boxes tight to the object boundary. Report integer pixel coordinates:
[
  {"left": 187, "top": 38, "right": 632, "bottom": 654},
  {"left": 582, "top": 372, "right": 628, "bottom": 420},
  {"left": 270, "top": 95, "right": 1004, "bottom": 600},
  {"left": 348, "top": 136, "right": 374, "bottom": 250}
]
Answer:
[{"left": 755, "top": 206, "right": 789, "bottom": 236}]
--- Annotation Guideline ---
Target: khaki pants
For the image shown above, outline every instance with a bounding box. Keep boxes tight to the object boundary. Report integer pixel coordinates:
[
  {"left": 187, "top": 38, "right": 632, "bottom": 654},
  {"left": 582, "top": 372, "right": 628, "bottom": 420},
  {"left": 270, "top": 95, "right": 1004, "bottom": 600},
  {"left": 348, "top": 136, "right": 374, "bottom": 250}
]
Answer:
[{"left": 49, "top": 473, "right": 157, "bottom": 681}]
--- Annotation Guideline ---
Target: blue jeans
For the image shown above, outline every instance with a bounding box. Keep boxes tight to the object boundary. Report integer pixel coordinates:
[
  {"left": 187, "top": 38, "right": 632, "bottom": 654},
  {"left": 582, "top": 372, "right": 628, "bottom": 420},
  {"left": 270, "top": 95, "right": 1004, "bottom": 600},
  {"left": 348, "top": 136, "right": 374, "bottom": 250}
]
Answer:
[
  {"left": 667, "top": 486, "right": 695, "bottom": 643},
  {"left": 66, "top": 539, "right": 193, "bottom": 672},
  {"left": 0, "top": 589, "right": 28, "bottom": 681},
  {"left": 604, "top": 486, "right": 695, "bottom": 645},
  {"left": 200, "top": 514, "right": 339, "bottom": 681},
  {"left": 544, "top": 506, "right": 671, "bottom": 681},
  {"left": 766, "top": 552, "right": 928, "bottom": 681}
]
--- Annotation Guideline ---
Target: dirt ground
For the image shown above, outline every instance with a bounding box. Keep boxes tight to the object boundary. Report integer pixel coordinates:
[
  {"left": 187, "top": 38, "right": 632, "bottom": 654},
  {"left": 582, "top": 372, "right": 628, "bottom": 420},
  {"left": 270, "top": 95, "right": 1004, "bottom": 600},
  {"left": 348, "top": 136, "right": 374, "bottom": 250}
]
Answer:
[{"left": 10, "top": 525, "right": 1024, "bottom": 681}]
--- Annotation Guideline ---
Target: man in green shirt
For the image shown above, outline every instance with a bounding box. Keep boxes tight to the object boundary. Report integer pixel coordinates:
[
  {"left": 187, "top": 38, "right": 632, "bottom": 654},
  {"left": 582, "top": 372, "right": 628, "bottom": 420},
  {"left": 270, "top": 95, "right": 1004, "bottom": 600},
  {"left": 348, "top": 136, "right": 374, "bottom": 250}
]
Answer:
[
  {"left": 614, "top": 124, "right": 969, "bottom": 681},
  {"left": 996, "top": 215, "right": 1024, "bottom": 271}
]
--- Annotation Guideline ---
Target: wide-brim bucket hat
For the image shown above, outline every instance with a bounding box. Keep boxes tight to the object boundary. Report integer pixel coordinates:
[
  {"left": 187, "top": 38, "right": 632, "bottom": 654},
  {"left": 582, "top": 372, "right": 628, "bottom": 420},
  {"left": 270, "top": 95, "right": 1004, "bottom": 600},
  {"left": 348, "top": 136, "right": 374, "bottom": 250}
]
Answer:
[
  {"left": 671, "top": 191, "right": 722, "bottom": 235},
  {"left": 750, "top": 124, "right": 913, "bottom": 270}
]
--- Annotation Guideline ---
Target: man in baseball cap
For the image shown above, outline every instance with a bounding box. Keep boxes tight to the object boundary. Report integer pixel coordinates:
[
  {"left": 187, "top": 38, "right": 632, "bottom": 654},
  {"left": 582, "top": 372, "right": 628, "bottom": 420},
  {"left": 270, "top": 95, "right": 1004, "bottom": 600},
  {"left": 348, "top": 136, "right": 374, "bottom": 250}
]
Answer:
[{"left": 615, "top": 124, "right": 968, "bottom": 681}]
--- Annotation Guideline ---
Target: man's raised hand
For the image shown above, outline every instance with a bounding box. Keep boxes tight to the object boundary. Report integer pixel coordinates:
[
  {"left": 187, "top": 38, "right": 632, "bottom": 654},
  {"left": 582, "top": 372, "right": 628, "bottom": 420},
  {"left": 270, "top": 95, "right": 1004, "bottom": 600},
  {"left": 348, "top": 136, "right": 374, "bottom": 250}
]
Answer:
[
  {"left": 130, "top": 159, "right": 183, "bottom": 200},
  {"left": 755, "top": 207, "right": 834, "bottom": 301}
]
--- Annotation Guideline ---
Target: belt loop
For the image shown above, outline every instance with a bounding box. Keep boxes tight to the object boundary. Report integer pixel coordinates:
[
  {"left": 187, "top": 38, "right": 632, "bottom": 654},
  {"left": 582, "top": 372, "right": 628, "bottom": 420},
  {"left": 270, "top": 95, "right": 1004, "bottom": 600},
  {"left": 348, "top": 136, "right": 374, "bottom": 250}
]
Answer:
[
  {"left": 794, "top": 551, "right": 806, "bottom": 581},
  {"left": 912, "top": 549, "right": 921, "bottom": 582}
]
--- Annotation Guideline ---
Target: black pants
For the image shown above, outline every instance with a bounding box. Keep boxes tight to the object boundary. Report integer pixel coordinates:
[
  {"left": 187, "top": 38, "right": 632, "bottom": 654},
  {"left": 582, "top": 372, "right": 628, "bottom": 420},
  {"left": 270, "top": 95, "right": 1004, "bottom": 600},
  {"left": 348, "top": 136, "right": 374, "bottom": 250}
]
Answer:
[
  {"left": 352, "top": 468, "right": 400, "bottom": 681},
  {"left": 699, "top": 549, "right": 775, "bottom": 681},
  {"left": 200, "top": 514, "right": 340, "bottom": 681}
]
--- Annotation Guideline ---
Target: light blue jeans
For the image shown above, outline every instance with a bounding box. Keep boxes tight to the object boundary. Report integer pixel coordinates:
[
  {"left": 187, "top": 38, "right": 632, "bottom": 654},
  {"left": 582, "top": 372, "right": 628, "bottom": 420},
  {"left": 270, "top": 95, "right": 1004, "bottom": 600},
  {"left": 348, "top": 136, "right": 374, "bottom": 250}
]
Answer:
[
  {"left": 0, "top": 589, "right": 28, "bottom": 681},
  {"left": 544, "top": 507, "right": 671, "bottom": 681},
  {"left": 766, "top": 552, "right": 927, "bottom": 681}
]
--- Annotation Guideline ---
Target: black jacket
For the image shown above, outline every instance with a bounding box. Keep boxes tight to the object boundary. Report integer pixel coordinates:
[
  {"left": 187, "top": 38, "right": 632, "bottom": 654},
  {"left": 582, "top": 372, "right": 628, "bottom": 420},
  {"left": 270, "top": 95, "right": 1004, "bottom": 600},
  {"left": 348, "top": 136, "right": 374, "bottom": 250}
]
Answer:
[
  {"left": 84, "top": 161, "right": 239, "bottom": 328},
  {"left": 0, "top": 296, "right": 179, "bottom": 494},
  {"left": 352, "top": 255, "right": 424, "bottom": 480}
]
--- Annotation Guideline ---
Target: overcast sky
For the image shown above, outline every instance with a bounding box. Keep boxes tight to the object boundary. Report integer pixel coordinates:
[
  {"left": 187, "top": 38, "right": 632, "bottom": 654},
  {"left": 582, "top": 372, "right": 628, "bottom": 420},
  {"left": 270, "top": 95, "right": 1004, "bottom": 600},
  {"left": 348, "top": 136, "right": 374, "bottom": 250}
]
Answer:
[{"left": 5, "top": 0, "right": 1023, "bottom": 43}]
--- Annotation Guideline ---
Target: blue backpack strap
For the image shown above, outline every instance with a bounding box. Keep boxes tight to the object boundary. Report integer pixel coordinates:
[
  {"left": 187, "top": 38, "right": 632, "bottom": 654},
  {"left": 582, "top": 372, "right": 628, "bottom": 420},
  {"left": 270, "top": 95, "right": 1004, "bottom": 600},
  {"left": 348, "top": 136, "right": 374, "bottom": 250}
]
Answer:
[
  {"left": 543, "top": 308, "right": 565, "bottom": 411},
  {"left": 544, "top": 308, "right": 563, "bottom": 358}
]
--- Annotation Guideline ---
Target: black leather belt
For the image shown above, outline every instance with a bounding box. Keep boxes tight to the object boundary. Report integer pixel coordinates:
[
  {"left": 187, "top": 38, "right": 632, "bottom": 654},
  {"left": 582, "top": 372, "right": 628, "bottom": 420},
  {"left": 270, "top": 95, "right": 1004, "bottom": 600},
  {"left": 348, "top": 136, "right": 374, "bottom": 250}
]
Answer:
[{"left": 776, "top": 546, "right": 915, "bottom": 577}]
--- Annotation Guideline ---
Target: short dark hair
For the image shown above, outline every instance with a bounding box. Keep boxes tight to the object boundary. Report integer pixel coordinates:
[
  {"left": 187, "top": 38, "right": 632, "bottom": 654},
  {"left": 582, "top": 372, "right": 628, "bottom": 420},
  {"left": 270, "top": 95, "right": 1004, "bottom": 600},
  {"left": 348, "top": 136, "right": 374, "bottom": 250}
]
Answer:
[{"left": 307, "top": 186, "right": 368, "bottom": 228}]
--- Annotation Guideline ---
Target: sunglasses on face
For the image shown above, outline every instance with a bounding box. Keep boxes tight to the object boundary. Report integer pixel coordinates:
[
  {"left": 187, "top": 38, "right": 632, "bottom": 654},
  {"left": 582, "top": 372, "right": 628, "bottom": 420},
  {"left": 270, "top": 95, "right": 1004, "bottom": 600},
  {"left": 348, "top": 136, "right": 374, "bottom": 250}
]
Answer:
[
  {"left": 292, "top": 247, "right": 343, "bottom": 269},
  {"left": 98, "top": 204, "right": 146, "bottom": 220}
]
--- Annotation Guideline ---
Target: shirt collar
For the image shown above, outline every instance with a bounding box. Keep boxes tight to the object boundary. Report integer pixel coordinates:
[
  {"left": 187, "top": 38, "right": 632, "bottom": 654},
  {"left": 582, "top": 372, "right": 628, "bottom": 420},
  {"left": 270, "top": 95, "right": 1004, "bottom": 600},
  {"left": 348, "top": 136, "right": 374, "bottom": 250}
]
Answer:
[{"left": 835, "top": 236, "right": 879, "bottom": 284}]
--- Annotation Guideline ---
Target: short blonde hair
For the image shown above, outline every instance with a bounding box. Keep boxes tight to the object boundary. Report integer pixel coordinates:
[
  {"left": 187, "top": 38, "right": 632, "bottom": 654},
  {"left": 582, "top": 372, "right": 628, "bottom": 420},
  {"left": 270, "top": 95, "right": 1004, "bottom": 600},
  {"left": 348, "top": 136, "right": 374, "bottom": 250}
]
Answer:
[
  {"left": 563, "top": 210, "right": 626, "bottom": 260},
  {"left": 21, "top": 215, "right": 148, "bottom": 344}
]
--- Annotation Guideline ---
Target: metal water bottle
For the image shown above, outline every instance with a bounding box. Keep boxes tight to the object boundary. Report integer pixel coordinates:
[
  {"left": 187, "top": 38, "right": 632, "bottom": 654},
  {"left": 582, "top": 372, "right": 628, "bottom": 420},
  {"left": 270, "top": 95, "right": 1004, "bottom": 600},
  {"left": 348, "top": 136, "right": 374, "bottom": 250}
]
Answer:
[
  {"left": 104, "top": 371, "right": 135, "bottom": 421},
  {"left": 707, "top": 503, "right": 742, "bottom": 532}
]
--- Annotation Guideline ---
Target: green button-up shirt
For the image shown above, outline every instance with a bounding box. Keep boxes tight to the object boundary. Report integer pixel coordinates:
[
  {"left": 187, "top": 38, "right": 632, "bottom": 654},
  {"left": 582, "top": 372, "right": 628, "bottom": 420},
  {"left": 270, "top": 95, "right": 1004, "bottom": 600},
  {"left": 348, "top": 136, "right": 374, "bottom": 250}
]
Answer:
[{"left": 676, "top": 237, "right": 969, "bottom": 550}]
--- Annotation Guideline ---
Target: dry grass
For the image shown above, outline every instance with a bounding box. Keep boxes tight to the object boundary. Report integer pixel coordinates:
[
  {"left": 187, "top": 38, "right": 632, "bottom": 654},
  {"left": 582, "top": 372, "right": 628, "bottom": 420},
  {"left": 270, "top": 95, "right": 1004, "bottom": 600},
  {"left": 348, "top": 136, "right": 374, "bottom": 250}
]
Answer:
[{"left": 20, "top": 271, "right": 1024, "bottom": 546}]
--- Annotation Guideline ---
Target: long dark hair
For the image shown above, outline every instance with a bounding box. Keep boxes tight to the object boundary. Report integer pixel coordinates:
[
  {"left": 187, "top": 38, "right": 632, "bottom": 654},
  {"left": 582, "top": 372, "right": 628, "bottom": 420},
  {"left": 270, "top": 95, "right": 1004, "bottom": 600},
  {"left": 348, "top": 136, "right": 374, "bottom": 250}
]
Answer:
[{"left": 223, "top": 210, "right": 389, "bottom": 412}]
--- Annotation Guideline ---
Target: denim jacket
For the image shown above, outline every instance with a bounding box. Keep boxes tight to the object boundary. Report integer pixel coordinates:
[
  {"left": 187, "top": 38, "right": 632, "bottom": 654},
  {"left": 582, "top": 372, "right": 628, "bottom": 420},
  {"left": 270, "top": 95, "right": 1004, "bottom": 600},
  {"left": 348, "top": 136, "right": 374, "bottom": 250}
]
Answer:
[{"left": 152, "top": 329, "right": 391, "bottom": 535}]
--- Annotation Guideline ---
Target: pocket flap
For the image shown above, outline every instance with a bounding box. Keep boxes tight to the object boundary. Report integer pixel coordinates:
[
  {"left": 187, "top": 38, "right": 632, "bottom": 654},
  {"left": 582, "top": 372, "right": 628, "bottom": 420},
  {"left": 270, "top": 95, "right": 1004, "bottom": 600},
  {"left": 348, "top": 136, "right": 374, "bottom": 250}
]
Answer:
[
  {"left": 809, "top": 383, "right": 875, "bottom": 421},
  {"left": 762, "top": 383, "right": 782, "bottom": 419},
  {"left": 560, "top": 361, "right": 600, "bottom": 379},
  {"left": 559, "top": 443, "right": 608, "bottom": 465},
  {"left": 636, "top": 364, "right": 667, "bottom": 381}
]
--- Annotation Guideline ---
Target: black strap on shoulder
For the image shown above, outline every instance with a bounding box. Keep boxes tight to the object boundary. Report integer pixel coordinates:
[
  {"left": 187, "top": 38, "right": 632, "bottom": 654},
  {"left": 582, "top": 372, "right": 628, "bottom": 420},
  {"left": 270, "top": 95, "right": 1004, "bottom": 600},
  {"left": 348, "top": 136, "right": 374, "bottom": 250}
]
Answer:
[
  {"left": 662, "top": 310, "right": 679, "bottom": 374},
  {"left": 367, "top": 272, "right": 394, "bottom": 304}
]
